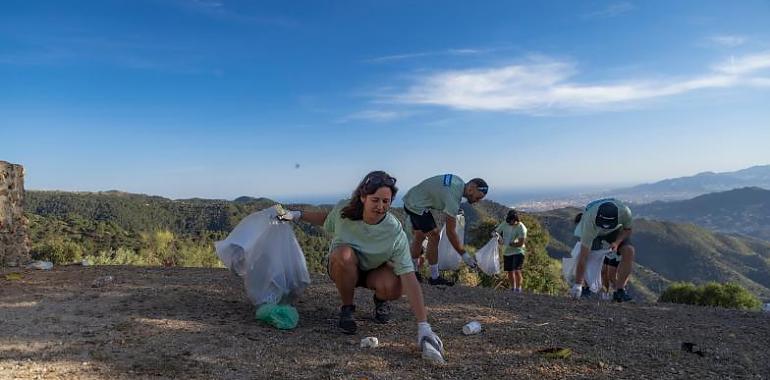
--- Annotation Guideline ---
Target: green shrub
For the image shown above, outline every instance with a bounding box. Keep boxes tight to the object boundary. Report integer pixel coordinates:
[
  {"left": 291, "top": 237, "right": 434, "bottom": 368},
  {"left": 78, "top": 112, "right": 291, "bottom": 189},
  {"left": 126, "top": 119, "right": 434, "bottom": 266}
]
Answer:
[
  {"left": 659, "top": 281, "right": 761, "bottom": 310},
  {"left": 31, "top": 240, "right": 84, "bottom": 264}
]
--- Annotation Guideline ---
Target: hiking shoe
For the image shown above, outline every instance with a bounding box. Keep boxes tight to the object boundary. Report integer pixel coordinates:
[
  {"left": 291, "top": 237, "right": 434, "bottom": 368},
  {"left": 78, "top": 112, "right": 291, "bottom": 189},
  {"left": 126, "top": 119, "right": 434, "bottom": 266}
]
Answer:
[
  {"left": 613, "top": 288, "right": 633, "bottom": 303},
  {"left": 338, "top": 305, "right": 357, "bottom": 334},
  {"left": 373, "top": 295, "right": 391, "bottom": 324},
  {"left": 428, "top": 275, "right": 455, "bottom": 287},
  {"left": 581, "top": 286, "right": 594, "bottom": 299}
]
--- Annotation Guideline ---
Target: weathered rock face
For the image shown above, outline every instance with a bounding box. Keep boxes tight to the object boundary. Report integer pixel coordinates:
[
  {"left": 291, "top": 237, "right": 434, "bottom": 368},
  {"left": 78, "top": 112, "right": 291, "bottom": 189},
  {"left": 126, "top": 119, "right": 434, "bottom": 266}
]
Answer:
[{"left": 0, "top": 160, "right": 30, "bottom": 266}]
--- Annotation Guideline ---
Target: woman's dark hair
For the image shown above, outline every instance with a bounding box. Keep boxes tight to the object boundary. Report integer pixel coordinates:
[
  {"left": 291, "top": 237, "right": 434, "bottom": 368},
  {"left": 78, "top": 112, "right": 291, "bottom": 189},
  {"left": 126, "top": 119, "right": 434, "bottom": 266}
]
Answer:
[
  {"left": 341, "top": 171, "right": 398, "bottom": 220},
  {"left": 574, "top": 212, "right": 583, "bottom": 225},
  {"left": 506, "top": 209, "right": 520, "bottom": 224}
]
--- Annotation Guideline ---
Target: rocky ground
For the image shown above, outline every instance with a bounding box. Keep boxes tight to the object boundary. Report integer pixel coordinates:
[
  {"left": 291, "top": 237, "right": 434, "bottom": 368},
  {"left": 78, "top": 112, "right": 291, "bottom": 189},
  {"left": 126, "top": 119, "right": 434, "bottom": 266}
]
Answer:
[{"left": 1, "top": 266, "right": 769, "bottom": 379}]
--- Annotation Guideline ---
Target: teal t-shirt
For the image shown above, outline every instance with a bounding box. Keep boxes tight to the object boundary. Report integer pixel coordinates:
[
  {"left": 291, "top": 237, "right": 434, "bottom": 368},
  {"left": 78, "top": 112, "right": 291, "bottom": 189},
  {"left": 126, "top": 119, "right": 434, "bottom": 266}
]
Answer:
[
  {"left": 323, "top": 200, "right": 414, "bottom": 276},
  {"left": 577, "top": 198, "right": 633, "bottom": 247},
  {"left": 495, "top": 221, "right": 528, "bottom": 256},
  {"left": 402, "top": 174, "right": 465, "bottom": 216}
]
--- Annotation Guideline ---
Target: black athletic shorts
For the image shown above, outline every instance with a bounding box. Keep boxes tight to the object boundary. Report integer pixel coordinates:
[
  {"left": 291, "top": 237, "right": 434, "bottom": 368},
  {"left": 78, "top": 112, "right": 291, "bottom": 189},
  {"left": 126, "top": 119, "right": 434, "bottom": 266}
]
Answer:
[
  {"left": 404, "top": 207, "right": 437, "bottom": 232},
  {"left": 590, "top": 228, "right": 632, "bottom": 251},
  {"left": 504, "top": 254, "right": 525, "bottom": 271},
  {"left": 603, "top": 257, "right": 620, "bottom": 267},
  {"left": 325, "top": 248, "right": 370, "bottom": 288}
]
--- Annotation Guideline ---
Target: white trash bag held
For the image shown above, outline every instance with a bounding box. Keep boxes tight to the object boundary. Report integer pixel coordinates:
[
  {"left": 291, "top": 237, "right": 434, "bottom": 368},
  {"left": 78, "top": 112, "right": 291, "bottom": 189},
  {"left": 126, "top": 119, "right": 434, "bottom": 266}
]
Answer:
[
  {"left": 475, "top": 237, "right": 501, "bottom": 275},
  {"left": 562, "top": 242, "right": 608, "bottom": 293},
  {"left": 437, "top": 214, "right": 465, "bottom": 270},
  {"left": 215, "top": 206, "right": 311, "bottom": 305}
]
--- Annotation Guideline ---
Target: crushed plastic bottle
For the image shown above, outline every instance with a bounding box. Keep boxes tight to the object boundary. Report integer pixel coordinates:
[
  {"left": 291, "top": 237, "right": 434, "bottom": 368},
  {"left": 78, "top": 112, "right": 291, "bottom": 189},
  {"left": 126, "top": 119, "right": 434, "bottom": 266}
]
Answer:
[{"left": 27, "top": 261, "right": 53, "bottom": 270}]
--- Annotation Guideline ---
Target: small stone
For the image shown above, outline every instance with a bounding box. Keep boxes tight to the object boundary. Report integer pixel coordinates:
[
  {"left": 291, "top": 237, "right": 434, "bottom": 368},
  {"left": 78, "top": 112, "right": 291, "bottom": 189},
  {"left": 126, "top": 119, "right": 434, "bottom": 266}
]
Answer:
[{"left": 615, "top": 365, "right": 623, "bottom": 371}]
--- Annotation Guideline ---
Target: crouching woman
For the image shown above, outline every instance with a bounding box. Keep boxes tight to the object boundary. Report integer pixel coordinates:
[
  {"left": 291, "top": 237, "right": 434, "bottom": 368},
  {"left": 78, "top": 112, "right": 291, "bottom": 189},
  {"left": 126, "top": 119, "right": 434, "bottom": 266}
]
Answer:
[{"left": 280, "top": 171, "right": 445, "bottom": 361}]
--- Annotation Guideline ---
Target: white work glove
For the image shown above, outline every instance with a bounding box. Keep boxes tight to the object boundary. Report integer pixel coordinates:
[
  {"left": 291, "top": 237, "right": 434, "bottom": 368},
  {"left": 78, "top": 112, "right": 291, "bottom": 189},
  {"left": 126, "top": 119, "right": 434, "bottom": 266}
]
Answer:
[
  {"left": 569, "top": 283, "right": 583, "bottom": 299},
  {"left": 277, "top": 210, "right": 302, "bottom": 222},
  {"left": 417, "top": 322, "right": 446, "bottom": 363},
  {"left": 461, "top": 252, "right": 477, "bottom": 269}
]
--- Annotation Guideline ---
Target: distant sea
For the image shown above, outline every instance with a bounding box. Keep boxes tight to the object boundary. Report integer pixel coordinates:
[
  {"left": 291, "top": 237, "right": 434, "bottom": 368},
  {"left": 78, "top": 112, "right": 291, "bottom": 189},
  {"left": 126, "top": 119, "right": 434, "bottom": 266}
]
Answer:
[{"left": 272, "top": 185, "right": 611, "bottom": 208}]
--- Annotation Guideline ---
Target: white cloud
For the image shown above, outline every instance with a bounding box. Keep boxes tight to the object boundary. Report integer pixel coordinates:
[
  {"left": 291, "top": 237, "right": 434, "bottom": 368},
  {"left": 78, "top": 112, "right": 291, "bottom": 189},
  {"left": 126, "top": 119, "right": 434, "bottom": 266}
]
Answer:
[
  {"left": 391, "top": 52, "right": 770, "bottom": 113},
  {"left": 709, "top": 35, "right": 747, "bottom": 47},
  {"left": 582, "top": 2, "right": 636, "bottom": 19}
]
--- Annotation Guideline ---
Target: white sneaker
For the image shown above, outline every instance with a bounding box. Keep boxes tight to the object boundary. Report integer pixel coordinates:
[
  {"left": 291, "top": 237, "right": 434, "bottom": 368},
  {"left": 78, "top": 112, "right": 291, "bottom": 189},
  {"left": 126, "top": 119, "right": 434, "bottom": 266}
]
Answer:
[{"left": 600, "top": 291, "right": 612, "bottom": 301}]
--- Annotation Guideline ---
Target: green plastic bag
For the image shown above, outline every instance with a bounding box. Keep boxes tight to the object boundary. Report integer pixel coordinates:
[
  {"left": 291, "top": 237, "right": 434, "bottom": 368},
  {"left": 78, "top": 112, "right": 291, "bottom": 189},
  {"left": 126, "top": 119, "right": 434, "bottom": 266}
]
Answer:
[{"left": 255, "top": 303, "right": 299, "bottom": 330}]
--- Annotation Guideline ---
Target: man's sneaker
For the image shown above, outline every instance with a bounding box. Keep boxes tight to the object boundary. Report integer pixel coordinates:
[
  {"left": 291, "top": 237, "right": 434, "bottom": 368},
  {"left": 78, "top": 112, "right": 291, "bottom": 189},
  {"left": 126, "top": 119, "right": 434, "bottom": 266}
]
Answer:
[
  {"left": 600, "top": 291, "right": 612, "bottom": 301},
  {"left": 338, "top": 305, "right": 357, "bottom": 334},
  {"left": 581, "top": 286, "right": 594, "bottom": 299},
  {"left": 428, "top": 275, "right": 455, "bottom": 287},
  {"left": 373, "top": 295, "right": 391, "bottom": 324},
  {"left": 613, "top": 288, "right": 633, "bottom": 303}
]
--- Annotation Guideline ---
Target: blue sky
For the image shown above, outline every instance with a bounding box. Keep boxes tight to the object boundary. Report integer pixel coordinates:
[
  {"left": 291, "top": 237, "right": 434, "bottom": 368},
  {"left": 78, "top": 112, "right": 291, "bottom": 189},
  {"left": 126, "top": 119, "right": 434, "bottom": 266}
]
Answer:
[{"left": 2, "top": 0, "right": 770, "bottom": 202}]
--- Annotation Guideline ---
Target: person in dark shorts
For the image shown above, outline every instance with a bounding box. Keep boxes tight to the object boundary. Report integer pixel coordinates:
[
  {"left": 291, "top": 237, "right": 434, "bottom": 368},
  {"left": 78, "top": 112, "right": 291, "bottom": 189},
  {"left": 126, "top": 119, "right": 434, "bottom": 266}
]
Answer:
[
  {"left": 279, "top": 171, "right": 445, "bottom": 362},
  {"left": 571, "top": 199, "right": 636, "bottom": 302},
  {"left": 495, "top": 209, "right": 528, "bottom": 292},
  {"left": 402, "top": 174, "right": 488, "bottom": 286}
]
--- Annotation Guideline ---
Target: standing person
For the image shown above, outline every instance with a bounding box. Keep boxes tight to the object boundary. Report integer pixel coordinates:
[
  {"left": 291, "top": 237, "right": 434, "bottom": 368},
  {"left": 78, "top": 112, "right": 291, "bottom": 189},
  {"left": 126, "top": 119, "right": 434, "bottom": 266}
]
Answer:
[
  {"left": 402, "top": 174, "right": 488, "bottom": 286},
  {"left": 495, "top": 209, "right": 528, "bottom": 292},
  {"left": 571, "top": 199, "right": 636, "bottom": 302},
  {"left": 278, "top": 171, "right": 445, "bottom": 362}
]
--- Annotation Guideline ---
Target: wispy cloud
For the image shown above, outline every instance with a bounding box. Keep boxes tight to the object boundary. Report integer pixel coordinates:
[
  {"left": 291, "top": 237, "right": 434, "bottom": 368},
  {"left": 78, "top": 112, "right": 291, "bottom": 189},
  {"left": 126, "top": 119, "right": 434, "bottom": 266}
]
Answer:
[
  {"left": 582, "top": 1, "right": 636, "bottom": 19},
  {"left": 390, "top": 52, "right": 770, "bottom": 114},
  {"left": 337, "top": 109, "right": 413, "bottom": 123},
  {"left": 709, "top": 35, "right": 747, "bottom": 47},
  {"left": 713, "top": 52, "right": 770, "bottom": 75},
  {"left": 364, "top": 48, "right": 489, "bottom": 63}
]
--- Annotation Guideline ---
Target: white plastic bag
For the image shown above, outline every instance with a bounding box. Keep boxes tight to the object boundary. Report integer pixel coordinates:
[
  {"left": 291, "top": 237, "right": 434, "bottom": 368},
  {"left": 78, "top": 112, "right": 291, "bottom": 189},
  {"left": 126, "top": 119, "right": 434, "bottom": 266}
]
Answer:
[
  {"left": 437, "top": 214, "right": 465, "bottom": 270},
  {"left": 215, "top": 206, "right": 311, "bottom": 305},
  {"left": 475, "top": 237, "right": 500, "bottom": 275},
  {"left": 562, "top": 242, "right": 608, "bottom": 292}
]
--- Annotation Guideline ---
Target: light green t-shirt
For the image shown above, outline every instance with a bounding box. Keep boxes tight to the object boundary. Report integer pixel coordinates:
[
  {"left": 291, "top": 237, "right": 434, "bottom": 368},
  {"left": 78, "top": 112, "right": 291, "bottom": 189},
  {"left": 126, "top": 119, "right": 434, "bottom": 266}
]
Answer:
[
  {"left": 577, "top": 198, "right": 633, "bottom": 247},
  {"left": 323, "top": 200, "right": 414, "bottom": 276},
  {"left": 402, "top": 174, "right": 465, "bottom": 216},
  {"left": 495, "top": 221, "right": 528, "bottom": 256}
]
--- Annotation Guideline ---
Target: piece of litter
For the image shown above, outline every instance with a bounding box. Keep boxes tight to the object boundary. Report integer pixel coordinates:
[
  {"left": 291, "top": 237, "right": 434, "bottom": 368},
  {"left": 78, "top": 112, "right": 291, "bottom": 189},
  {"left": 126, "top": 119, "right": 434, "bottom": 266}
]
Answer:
[
  {"left": 360, "top": 337, "right": 379, "bottom": 348},
  {"left": 91, "top": 275, "right": 114, "bottom": 288},
  {"left": 535, "top": 322, "right": 550, "bottom": 327},
  {"left": 4, "top": 273, "right": 22, "bottom": 281},
  {"left": 537, "top": 347, "right": 572, "bottom": 359},
  {"left": 27, "top": 261, "right": 53, "bottom": 270}
]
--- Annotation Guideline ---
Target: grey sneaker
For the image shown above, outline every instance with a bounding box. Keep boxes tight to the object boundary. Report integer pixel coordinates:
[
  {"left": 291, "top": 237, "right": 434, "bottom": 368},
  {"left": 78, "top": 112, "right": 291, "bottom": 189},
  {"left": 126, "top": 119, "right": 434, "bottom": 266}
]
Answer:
[
  {"left": 613, "top": 288, "right": 633, "bottom": 303},
  {"left": 428, "top": 275, "right": 455, "bottom": 287}
]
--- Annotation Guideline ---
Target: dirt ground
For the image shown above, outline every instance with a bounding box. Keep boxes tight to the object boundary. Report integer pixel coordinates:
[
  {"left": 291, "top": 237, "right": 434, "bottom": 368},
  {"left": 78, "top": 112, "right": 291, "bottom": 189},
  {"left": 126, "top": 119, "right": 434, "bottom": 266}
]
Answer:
[{"left": 1, "top": 266, "right": 769, "bottom": 379}]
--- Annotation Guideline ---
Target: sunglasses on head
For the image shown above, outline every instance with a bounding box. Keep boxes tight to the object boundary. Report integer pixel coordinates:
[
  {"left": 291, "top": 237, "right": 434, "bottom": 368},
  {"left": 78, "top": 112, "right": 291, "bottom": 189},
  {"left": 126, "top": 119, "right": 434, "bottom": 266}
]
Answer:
[{"left": 363, "top": 175, "right": 396, "bottom": 191}]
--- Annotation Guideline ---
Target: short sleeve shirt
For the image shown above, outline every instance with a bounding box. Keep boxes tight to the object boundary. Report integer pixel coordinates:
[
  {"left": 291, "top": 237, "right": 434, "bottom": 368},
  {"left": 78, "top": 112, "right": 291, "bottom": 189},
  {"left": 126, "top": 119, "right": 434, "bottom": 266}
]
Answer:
[
  {"left": 323, "top": 199, "right": 414, "bottom": 276},
  {"left": 402, "top": 174, "right": 465, "bottom": 216},
  {"left": 495, "top": 221, "right": 528, "bottom": 256},
  {"left": 577, "top": 198, "right": 633, "bottom": 247}
]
